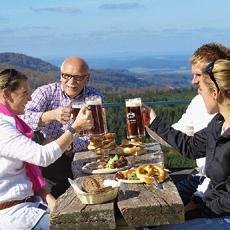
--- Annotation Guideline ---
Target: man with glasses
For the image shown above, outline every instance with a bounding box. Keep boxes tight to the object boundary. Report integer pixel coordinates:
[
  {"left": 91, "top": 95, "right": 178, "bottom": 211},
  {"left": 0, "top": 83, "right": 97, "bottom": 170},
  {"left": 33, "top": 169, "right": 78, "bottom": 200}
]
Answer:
[{"left": 23, "top": 56, "right": 102, "bottom": 198}]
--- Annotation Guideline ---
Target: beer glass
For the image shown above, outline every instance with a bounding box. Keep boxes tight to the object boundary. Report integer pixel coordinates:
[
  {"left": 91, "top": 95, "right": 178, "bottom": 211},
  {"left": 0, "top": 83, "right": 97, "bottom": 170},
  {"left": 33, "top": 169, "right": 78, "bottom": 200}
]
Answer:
[
  {"left": 142, "top": 107, "right": 150, "bottom": 127},
  {"left": 125, "top": 98, "right": 145, "bottom": 139},
  {"left": 71, "top": 101, "right": 87, "bottom": 135},
  {"left": 85, "top": 95, "right": 107, "bottom": 136},
  {"left": 72, "top": 101, "right": 86, "bottom": 118}
]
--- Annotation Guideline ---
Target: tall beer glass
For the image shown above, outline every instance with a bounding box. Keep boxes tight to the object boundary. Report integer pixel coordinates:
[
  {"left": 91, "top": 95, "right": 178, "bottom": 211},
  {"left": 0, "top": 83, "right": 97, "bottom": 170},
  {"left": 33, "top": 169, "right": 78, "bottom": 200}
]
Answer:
[
  {"left": 72, "top": 101, "right": 87, "bottom": 135},
  {"left": 85, "top": 95, "right": 107, "bottom": 136},
  {"left": 125, "top": 98, "right": 145, "bottom": 139},
  {"left": 72, "top": 101, "right": 86, "bottom": 118}
]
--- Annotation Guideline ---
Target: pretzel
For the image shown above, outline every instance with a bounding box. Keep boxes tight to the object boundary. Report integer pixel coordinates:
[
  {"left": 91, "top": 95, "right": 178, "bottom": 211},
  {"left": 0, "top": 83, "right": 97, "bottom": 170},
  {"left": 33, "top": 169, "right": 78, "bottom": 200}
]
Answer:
[
  {"left": 136, "top": 164, "right": 168, "bottom": 184},
  {"left": 152, "top": 164, "right": 168, "bottom": 182},
  {"left": 136, "top": 165, "right": 154, "bottom": 184}
]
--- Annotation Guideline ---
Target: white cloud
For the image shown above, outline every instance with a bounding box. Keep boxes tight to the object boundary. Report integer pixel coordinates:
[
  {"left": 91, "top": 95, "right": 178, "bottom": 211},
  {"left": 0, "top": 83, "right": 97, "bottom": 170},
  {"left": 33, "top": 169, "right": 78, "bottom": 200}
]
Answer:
[{"left": 30, "top": 7, "right": 81, "bottom": 14}]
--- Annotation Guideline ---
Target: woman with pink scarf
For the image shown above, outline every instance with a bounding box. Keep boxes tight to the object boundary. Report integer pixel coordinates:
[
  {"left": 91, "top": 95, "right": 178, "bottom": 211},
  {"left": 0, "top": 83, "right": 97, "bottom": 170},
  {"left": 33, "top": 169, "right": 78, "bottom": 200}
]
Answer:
[{"left": 0, "top": 69, "right": 93, "bottom": 229}]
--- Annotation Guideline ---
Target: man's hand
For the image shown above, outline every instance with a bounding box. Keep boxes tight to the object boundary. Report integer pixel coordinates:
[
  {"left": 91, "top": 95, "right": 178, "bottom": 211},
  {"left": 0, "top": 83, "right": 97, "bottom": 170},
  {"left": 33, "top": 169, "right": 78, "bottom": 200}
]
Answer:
[
  {"left": 40, "top": 107, "right": 73, "bottom": 126},
  {"left": 54, "top": 107, "right": 72, "bottom": 124}
]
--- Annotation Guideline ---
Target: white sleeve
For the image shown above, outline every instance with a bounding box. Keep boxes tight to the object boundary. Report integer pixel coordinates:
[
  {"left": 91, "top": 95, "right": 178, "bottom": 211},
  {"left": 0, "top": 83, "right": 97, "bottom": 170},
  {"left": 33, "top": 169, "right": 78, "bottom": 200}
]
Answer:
[
  {"left": 172, "top": 96, "right": 198, "bottom": 136},
  {"left": 173, "top": 95, "right": 214, "bottom": 134},
  {"left": 194, "top": 177, "right": 211, "bottom": 196},
  {"left": 0, "top": 119, "right": 62, "bottom": 167}
]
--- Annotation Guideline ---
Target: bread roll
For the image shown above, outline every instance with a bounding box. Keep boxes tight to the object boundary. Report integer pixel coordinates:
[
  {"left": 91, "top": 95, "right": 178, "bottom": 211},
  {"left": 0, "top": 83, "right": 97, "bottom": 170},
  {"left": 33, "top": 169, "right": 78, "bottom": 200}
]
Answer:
[
  {"left": 81, "top": 176, "right": 100, "bottom": 193},
  {"left": 88, "top": 133, "right": 117, "bottom": 154}
]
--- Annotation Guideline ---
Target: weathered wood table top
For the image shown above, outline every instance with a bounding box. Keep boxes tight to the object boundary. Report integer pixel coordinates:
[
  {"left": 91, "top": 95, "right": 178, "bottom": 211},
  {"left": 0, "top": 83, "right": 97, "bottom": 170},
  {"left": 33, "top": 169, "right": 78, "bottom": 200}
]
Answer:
[{"left": 50, "top": 143, "right": 184, "bottom": 229}]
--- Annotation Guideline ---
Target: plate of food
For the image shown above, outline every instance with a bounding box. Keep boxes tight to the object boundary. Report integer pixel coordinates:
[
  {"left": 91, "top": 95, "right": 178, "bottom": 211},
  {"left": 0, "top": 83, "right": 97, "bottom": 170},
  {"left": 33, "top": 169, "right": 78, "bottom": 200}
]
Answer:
[
  {"left": 82, "top": 155, "right": 129, "bottom": 174},
  {"left": 115, "top": 164, "right": 169, "bottom": 184}
]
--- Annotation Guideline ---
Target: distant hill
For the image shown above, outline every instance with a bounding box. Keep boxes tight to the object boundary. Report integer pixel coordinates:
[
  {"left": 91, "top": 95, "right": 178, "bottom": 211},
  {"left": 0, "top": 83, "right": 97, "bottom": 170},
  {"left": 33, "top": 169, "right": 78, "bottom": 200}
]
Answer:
[
  {"left": 0, "top": 52, "right": 59, "bottom": 72},
  {"left": 0, "top": 52, "right": 192, "bottom": 91},
  {"left": 0, "top": 52, "right": 59, "bottom": 89}
]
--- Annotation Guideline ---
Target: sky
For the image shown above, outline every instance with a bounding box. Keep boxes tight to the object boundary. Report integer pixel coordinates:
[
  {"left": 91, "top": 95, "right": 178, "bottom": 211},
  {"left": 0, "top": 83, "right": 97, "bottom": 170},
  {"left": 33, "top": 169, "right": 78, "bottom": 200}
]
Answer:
[{"left": 1, "top": 0, "right": 230, "bottom": 62}]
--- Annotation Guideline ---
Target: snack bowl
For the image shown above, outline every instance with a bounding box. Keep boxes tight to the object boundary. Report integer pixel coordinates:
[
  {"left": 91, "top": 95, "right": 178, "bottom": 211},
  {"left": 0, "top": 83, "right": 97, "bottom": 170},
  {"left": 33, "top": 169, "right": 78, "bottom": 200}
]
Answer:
[{"left": 68, "top": 178, "right": 119, "bottom": 204}]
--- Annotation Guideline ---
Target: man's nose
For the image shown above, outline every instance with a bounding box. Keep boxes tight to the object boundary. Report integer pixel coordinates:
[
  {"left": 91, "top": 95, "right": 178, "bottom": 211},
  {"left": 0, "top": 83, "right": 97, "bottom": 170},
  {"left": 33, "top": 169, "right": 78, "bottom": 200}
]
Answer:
[{"left": 192, "top": 75, "right": 200, "bottom": 85}]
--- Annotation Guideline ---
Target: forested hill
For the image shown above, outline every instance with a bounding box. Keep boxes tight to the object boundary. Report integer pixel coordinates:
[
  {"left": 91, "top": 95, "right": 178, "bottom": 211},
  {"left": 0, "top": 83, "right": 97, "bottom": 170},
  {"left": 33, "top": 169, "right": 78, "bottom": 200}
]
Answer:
[
  {"left": 0, "top": 53, "right": 59, "bottom": 89},
  {"left": 0, "top": 52, "right": 192, "bottom": 91},
  {"left": 0, "top": 52, "right": 59, "bottom": 72}
]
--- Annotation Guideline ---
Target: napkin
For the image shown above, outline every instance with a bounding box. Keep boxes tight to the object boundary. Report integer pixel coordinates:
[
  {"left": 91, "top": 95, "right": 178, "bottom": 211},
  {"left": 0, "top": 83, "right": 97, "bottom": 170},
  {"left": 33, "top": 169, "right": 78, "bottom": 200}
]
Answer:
[{"left": 68, "top": 178, "right": 86, "bottom": 195}]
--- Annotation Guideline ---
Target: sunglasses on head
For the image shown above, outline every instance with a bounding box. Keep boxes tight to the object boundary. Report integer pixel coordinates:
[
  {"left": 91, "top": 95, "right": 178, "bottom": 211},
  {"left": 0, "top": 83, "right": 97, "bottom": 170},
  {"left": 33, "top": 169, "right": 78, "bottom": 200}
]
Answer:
[
  {"left": 61, "top": 73, "right": 88, "bottom": 81},
  {"left": 205, "top": 62, "right": 219, "bottom": 91}
]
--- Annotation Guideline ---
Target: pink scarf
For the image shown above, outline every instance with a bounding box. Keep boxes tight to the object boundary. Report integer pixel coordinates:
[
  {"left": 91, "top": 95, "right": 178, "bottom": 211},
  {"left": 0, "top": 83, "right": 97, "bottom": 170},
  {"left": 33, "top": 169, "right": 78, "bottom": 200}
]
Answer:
[{"left": 0, "top": 103, "right": 45, "bottom": 192}]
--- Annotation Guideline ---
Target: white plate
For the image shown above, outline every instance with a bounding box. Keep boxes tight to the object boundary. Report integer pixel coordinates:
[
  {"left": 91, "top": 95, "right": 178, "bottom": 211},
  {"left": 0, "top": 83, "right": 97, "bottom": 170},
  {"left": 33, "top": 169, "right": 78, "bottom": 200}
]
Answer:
[
  {"left": 116, "top": 178, "right": 143, "bottom": 184},
  {"left": 82, "top": 162, "right": 129, "bottom": 174}
]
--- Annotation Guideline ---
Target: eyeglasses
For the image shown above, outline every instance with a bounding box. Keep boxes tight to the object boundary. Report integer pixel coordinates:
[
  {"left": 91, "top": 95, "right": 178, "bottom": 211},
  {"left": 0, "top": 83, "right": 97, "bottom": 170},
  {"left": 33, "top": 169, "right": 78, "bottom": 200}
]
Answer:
[
  {"left": 205, "top": 62, "right": 219, "bottom": 91},
  {"left": 61, "top": 73, "right": 88, "bottom": 81}
]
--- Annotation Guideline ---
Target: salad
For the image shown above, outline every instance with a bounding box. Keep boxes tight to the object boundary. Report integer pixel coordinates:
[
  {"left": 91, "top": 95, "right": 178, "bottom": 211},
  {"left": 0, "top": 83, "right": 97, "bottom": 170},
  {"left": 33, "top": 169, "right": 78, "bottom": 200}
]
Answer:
[{"left": 96, "top": 155, "right": 128, "bottom": 169}]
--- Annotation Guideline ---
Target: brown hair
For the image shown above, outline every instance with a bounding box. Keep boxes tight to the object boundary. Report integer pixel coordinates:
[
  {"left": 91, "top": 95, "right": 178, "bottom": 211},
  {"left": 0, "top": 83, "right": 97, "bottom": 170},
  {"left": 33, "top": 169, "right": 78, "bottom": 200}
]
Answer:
[
  {"left": 190, "top": 43, "right": 230, "bottom": 65},
  {"left": 0, "top": 69, "right": 27, "bottom": 91}
]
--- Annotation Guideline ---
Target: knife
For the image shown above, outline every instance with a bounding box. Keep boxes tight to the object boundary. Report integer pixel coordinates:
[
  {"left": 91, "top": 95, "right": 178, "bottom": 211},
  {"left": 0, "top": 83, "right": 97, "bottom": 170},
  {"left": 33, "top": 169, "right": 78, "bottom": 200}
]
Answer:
[{"left": 152, "top": 176, "right": 163, "bottom": 190}]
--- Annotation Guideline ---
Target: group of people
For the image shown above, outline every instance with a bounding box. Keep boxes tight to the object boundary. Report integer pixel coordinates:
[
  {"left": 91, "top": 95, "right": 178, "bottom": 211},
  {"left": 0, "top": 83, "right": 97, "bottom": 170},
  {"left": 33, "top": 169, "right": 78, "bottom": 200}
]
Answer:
[
  {"left": 0, "top": 57, "right": 97, "bottom": 229},
  {"left": 1, "top": 42, "right": 230, "bottom": 229},
  {"left": 147, "top": 43, "right": 230, "bottom": 229}
]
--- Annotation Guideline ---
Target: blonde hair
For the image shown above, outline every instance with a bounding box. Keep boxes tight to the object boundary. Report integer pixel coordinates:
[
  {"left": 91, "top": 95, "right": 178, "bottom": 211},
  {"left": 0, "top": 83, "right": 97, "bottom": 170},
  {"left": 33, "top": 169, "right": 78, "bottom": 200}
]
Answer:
[
  {"left": 204, "top": 59, "right": 230, "bottom": 99},
  {"left": 190, "top": 43, "right": 230, "bottom": 65}
]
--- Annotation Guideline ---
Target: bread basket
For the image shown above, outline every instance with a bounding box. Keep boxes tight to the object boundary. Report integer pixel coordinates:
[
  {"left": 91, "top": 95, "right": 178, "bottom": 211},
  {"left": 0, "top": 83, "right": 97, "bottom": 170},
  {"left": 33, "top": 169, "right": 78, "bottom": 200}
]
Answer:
[{"left": 68, "top": 178, "right": 119, "bottom": 204}]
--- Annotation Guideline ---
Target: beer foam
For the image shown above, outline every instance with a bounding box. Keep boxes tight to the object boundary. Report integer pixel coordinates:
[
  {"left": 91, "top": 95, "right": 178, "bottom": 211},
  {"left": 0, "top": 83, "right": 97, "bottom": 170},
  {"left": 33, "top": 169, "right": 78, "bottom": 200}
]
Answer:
[
  {"left": 85, "top": 96, "right": 102, "bottom": 105},
  {"left": 72, "top": 102, "right": 85, "bottom": 108},
  {"left": 125, "top": 98, "right": 142, "bottom": 107}
]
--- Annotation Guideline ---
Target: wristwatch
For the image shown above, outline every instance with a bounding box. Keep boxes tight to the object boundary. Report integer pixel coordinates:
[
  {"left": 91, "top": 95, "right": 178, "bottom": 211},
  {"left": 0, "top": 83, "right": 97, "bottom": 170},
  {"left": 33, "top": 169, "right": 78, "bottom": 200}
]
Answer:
[{"left": 67, "top": 126, "right": 79, "bottom": 139}]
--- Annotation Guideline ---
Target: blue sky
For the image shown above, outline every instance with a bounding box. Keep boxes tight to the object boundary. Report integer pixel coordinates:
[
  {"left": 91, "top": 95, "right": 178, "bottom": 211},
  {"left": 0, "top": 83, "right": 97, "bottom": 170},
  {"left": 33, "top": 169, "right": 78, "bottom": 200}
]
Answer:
[{"left": 1, "top": 0, "right": 230, "bottom": 61}]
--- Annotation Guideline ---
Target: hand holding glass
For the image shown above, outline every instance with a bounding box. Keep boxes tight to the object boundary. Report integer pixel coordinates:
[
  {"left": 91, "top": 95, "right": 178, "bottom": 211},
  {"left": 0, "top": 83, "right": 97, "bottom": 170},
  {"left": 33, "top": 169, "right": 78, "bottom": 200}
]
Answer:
[
  {"left": 85, "top": 95, "right": 107, "bottom": 136},
  {"left": 125, "top": 98, "right": 145, "bottom": 139}
]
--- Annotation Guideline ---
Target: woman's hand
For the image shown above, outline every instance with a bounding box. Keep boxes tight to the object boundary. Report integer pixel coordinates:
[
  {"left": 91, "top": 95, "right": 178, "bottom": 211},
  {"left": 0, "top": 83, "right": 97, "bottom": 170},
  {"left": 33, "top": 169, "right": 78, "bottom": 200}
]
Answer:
[
  {"left": 72, "top": 106, "right": 94, "bottom": 131},
  {"left": 46, "top": 193, "right": 56, "bottom": 212},
  {"left": 142, "top": 104, "right": 157, "bottom": 126},
  {"left": 36, "top": 188, "right": 56, "bottom": 212},
  {"left": 184, "top": 200, "right": 198, "bottom": 214}
]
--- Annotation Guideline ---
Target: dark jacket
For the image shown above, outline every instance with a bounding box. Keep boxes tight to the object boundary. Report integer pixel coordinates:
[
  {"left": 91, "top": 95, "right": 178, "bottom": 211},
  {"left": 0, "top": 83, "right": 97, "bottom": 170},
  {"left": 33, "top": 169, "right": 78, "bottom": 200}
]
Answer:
[{"left": 150, "top": 114, "right": 230, "bottom": 216}]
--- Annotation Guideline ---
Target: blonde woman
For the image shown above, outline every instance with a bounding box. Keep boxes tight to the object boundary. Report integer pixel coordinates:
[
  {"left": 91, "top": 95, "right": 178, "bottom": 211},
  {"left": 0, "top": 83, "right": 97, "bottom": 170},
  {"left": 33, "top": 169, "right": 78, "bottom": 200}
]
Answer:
[{"left": 147, "top": 60, "right": 230, "bottom": 229}]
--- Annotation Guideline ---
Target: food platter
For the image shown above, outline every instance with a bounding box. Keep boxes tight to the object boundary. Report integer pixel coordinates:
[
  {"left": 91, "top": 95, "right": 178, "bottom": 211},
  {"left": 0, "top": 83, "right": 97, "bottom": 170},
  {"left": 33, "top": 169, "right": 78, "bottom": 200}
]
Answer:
[
  {"left": 82, "top": 162, "right": 129, "bottom": 174},
  {"left": 115, "top": 164, "right": 169, "bottom": 185}
]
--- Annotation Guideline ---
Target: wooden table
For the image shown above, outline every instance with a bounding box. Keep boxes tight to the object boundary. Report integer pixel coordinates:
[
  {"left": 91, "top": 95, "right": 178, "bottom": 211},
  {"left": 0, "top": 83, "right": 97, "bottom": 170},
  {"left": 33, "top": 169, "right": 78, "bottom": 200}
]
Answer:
[{"left": 50, "top": 143, "right": 184, "bottom": 229}]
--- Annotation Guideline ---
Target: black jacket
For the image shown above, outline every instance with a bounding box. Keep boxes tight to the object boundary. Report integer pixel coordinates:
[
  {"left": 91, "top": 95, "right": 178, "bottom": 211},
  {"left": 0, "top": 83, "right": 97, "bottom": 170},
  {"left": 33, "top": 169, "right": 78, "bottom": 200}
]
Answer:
[{"left": 150, "top": 114, "right": 230, "bottom": 216}]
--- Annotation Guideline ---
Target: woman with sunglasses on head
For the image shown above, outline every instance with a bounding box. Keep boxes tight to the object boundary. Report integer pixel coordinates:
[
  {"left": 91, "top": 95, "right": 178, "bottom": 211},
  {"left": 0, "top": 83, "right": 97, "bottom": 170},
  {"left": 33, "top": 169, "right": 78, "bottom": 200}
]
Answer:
[
  {"left": 146, "top": 59, "right": 230, "bottom": 229},
  {"left": 0, "top": 69, "right": 93, "bottom": 229}
]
